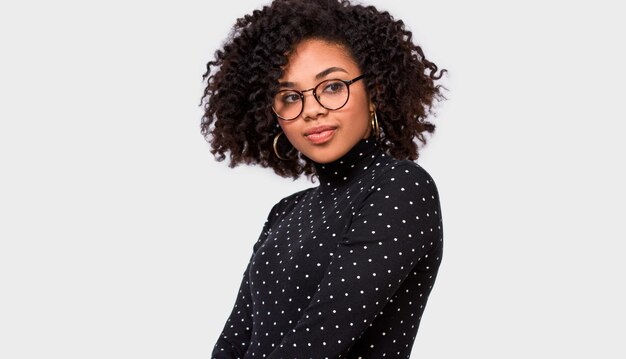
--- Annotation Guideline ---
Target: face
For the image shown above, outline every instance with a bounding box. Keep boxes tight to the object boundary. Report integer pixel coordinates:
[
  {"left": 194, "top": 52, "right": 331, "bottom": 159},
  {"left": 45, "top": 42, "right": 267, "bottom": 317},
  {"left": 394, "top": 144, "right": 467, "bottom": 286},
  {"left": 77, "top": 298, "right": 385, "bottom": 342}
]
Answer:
[{"left": 275, "top": 38, "right": 374, "bottom": 164}]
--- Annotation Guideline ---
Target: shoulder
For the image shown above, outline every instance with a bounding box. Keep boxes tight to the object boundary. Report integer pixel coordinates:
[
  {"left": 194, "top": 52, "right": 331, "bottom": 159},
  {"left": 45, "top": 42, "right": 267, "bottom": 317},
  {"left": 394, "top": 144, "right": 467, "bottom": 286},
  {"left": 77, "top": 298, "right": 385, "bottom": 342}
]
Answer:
[
  {"left": 352, "top": 157, "right": 442, "bottom": 216},
  {"left": 253, "top": 186, "right": 315, "bottom": 252},
  {"left": 347, "top": 158, "right": 443, "bottom": 239},
  {"left": 277, "top": 186, "right": 314, "bottom": 206},
  {"left": 265, "top": 186, "right": 315, "bottom": 223},
  {"left": 372, "top": 157, "right": 440, "bottom": 196}
]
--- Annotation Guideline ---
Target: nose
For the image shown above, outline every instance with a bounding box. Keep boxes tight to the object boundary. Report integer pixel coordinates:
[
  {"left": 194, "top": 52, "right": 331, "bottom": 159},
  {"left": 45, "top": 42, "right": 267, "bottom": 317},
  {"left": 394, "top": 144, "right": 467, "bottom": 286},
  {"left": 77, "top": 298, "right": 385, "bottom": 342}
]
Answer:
[{"left": 300, "top": 89, "right": 328, "bottom": 121}]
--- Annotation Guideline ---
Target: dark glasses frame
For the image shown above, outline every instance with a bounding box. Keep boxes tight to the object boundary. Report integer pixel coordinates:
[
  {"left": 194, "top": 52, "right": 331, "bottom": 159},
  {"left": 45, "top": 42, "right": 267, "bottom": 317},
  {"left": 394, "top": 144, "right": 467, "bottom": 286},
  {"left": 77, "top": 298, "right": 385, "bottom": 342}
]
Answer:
[{"left": 272, "top": 74, "right": 366, "bottom": 121}]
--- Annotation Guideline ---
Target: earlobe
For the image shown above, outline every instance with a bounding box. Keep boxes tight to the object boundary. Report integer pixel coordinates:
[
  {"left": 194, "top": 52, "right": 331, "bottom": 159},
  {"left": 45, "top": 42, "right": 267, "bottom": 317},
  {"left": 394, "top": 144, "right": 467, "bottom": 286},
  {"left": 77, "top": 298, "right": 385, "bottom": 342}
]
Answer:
[{"left": 368, "top": 99, "right": 376, "bottom": 113}]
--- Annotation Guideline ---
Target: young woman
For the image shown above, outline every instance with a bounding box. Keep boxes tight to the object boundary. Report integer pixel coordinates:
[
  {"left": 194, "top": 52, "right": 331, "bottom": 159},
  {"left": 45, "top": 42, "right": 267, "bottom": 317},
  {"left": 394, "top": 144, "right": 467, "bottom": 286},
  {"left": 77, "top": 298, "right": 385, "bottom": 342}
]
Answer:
[{"left": 201, "top": 0, "right": 446, "bottom": 357}]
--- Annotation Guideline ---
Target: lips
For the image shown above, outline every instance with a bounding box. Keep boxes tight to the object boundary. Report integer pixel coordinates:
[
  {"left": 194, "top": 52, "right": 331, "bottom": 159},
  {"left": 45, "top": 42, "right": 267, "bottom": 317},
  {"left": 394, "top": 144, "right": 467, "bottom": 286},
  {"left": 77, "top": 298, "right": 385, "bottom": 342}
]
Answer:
[
  {"left": 304, "top": 125, "right": 337, "bottom": 144},
  {"left": 304, "top": 125, "right": 337, "bottom": 137}
]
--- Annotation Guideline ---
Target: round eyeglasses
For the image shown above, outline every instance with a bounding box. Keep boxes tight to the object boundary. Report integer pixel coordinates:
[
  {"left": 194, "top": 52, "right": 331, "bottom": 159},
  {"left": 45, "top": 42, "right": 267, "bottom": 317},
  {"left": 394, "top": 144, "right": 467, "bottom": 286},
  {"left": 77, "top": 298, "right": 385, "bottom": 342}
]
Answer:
[{"left": 272, "top": 74, "right": 366, "bottom": 121}]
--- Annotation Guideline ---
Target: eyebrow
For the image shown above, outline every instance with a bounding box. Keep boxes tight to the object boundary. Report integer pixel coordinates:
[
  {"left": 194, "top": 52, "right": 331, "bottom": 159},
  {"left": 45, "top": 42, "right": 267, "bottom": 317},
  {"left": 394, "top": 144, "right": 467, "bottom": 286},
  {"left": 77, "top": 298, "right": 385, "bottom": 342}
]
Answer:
[{"left": 279, "top": 67, "right": 349, "bottom": 88}]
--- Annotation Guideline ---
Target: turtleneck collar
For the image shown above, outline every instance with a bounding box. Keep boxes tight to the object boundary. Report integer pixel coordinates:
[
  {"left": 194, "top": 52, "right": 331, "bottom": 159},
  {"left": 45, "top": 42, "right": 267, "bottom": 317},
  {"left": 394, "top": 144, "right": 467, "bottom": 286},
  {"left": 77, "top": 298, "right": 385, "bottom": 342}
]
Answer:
[{"left": 313, "top": 136, "right": 382, "bottom": 189}]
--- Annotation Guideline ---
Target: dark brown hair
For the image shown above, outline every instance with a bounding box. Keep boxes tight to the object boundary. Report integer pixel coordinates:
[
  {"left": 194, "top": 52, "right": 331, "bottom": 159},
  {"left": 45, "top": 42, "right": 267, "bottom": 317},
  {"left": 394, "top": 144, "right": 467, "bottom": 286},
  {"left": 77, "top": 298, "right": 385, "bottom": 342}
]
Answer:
[{"left": 200, "top": 0, "right": 447, "bottom": 180}]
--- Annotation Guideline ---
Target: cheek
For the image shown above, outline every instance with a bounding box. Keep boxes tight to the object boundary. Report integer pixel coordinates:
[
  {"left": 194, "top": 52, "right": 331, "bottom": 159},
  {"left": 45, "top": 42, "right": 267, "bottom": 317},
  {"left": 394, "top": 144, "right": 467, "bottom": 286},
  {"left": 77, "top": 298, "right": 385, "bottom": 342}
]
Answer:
[
  {"left": 348, "top": 89, "right": 370, "bottom": 111},
  {"left": 279, "top": 122, "right": 303, "bottom": 144},
  {"left": 345, "top": 96, "right": 370, "bottom": 123}
]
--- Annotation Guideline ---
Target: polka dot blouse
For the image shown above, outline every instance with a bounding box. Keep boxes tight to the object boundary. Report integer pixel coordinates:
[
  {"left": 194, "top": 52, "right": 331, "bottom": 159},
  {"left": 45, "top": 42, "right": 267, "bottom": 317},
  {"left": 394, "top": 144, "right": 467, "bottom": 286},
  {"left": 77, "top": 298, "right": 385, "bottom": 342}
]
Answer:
[{"left": 211, "top": 136, "right": 444, "bottom": 359}]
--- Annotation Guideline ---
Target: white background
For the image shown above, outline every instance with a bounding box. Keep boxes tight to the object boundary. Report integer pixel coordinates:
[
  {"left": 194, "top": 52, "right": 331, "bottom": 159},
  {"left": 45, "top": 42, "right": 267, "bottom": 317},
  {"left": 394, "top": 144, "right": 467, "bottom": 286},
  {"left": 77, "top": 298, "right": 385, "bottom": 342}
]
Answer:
[{"left": 1, "top": 0, "right": 625, "bottom": 358}]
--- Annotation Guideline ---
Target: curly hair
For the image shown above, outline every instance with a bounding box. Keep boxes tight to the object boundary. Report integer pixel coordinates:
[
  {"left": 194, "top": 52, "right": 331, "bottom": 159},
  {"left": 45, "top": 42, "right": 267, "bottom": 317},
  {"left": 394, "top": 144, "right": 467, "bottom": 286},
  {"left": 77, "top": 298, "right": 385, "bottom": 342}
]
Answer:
[{"left": 200, "top": 0, "right": 447, "bottom": 181}]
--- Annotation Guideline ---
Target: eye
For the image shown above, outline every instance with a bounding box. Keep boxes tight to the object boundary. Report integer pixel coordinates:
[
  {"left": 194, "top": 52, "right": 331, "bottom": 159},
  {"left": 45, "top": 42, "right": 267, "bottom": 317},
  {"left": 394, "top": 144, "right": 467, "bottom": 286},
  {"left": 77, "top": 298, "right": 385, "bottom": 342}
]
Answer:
[
  {"left": 280, "top": 91, "right": 301, "bottom": 104},
  {"left": 321, "top": 80, "right": 346, "bottom": 94}
]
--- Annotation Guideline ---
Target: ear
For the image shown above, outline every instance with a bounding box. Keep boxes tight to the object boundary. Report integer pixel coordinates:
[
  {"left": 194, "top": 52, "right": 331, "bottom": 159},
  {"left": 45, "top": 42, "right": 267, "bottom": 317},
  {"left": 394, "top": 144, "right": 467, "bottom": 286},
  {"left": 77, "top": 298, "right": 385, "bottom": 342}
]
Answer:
[
  {"left": 273, "top": 112, "right": 283, "bottom": 125},
  {"left": 366, "top": 80, "right": 382, "bottom": 113},
  {"left": 368, "top": 100, "right": 376, "bottom": 113}
]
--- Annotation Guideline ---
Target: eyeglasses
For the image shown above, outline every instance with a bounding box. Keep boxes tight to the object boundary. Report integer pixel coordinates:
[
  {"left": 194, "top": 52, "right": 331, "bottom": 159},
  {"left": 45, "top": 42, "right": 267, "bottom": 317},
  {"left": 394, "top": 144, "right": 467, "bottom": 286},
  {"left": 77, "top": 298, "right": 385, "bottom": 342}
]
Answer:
[{"left": 272, "top": 74, "right": 366, "bottom": 121}]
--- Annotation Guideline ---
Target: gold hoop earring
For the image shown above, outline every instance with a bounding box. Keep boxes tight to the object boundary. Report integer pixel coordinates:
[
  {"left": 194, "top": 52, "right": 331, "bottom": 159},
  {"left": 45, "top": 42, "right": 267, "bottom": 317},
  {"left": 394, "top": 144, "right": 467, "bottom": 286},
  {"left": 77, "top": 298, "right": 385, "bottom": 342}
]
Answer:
[
  {"left": 273, "top": 131, "right": 289, "bottom": 160},
  {"left": 370, "top": 111, "right": 381, "bottom": 140}
]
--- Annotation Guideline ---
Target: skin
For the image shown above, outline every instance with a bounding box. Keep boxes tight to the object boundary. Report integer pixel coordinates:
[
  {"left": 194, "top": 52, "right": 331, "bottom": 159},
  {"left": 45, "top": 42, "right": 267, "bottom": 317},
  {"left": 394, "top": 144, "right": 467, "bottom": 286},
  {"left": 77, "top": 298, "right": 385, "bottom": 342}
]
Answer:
[{"left": 276, "top": 38, "right": 374, "bottom": 164}]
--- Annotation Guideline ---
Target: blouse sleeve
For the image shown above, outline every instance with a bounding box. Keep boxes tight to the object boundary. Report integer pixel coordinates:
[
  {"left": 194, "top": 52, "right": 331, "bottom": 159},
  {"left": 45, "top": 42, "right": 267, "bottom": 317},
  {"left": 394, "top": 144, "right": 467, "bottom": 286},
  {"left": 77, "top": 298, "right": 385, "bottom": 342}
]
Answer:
[
  {"left": 211, "top": 202, "right": 280, "bottom": 359},
  {"left": 266, "top": 163, "right": 444, "bottom": 359}
]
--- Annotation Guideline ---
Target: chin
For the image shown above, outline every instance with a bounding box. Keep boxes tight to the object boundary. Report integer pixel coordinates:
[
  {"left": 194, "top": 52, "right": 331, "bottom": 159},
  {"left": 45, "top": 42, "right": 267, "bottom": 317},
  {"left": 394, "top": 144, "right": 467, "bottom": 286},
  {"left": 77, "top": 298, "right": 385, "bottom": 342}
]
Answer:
[
  {"left": 302, "top": 148, "right": 343, "bottom": 164},
  {"left": 306, "top": 154, "right": 336, "bottom": 164}
]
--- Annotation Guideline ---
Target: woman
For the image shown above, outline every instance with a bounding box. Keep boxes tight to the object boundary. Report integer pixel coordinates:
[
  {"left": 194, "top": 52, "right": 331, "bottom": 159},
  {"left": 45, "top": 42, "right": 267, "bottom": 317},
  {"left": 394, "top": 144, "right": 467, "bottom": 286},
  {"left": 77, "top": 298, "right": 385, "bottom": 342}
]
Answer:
[{"left": 201, "top": 0, "right": 446, "bottom": 357}]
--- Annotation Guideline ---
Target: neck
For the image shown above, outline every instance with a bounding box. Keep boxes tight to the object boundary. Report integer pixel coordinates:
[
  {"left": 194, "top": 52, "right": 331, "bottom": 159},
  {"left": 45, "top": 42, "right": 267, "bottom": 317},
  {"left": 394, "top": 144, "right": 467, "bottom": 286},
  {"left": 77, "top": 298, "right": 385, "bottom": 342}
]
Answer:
[{"left": 312, "top": 136, "right": 382, "bottom": 189}]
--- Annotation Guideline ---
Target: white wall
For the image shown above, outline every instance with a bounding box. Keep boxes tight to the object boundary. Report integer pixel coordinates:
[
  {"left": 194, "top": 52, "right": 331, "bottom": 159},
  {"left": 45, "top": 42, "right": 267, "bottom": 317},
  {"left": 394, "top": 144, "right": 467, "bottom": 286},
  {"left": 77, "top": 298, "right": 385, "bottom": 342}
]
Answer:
[{"left": 0, "top": 0, "right": 624, "bottom": 358}]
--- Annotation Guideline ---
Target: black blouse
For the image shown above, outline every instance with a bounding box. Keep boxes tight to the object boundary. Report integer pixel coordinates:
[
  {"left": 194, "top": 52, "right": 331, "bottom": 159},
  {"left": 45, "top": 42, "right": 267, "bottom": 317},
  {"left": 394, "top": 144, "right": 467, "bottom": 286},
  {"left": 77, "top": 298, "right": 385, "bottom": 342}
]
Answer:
[{"left": 211, "top": 136, "right": 444, "bottom": 359}]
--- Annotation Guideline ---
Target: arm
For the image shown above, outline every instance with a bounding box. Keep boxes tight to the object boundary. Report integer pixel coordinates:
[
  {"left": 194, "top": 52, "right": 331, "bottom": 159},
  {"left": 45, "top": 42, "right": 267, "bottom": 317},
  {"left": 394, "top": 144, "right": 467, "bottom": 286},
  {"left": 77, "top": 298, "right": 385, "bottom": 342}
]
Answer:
[
  {"left": 266, "top": 163, "right": 443, "bottom": 359},
  {"left": 211, "top": 202, "right": 280, "bottom": 359}
]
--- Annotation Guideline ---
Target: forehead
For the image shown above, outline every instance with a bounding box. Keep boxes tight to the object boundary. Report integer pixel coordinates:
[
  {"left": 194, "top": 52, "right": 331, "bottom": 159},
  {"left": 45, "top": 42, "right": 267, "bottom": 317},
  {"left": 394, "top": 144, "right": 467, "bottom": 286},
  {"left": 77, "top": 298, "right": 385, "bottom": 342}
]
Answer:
[{"left": 279, "top": 39, "right": 359, "bottom": 81}]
